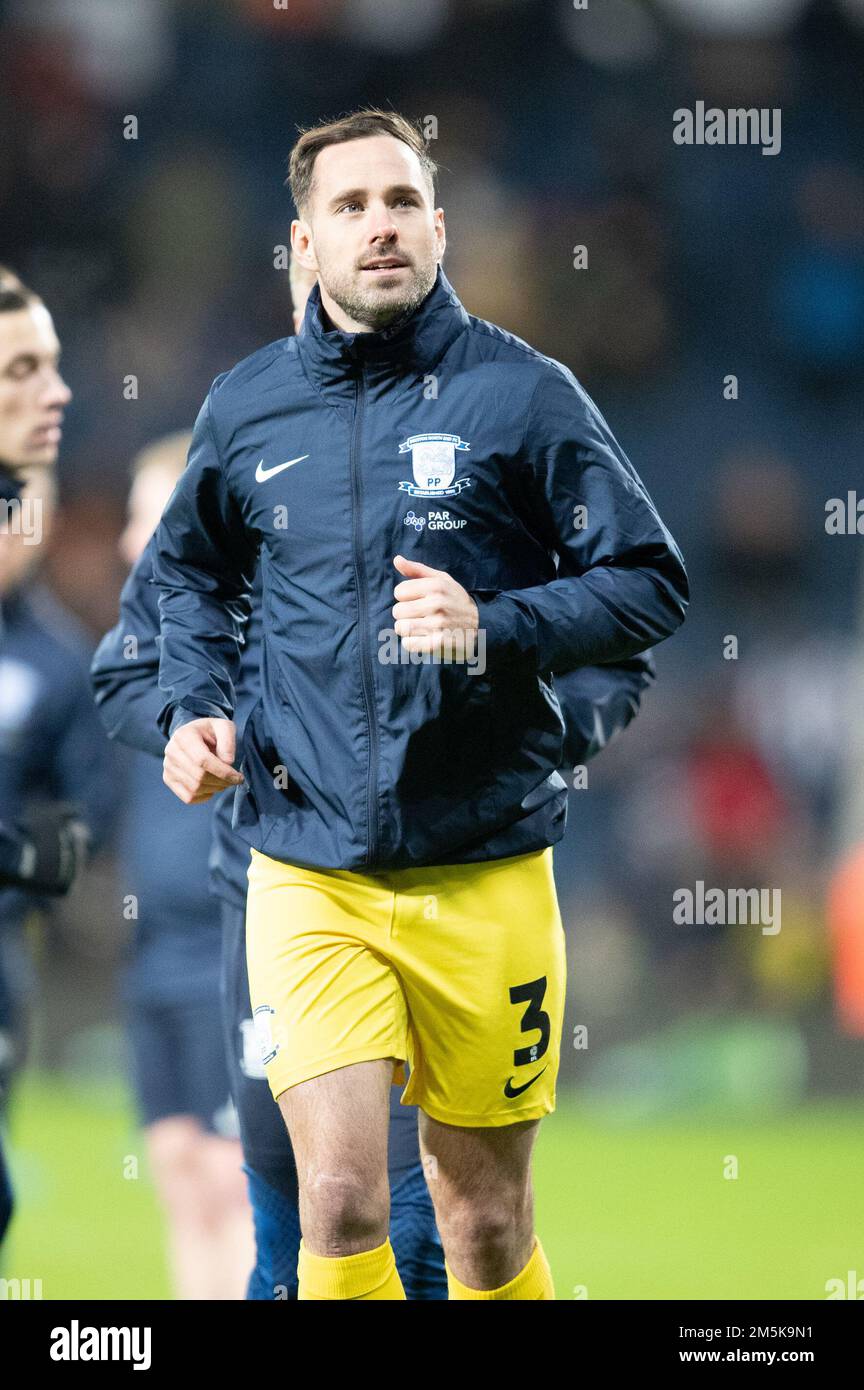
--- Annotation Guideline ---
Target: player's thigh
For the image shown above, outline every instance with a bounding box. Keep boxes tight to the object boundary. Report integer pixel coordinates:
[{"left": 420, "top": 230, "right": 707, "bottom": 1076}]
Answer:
[
  {"left": 418, "top": 1112, "right": 540, "bottom": 1202},
  {"left": 278, "top": 1057, "right": 395, "bottom": 1185},
  {"left": 398, "top": 847, "right": 567, "bottom": 1127},
  {"left": 244, "top": 848, "right": 409, "bottom": 1101}
]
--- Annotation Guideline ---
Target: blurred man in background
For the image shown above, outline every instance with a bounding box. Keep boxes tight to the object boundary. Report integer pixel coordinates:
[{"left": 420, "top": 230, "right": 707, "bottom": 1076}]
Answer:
[
  {"left": 0, "top": 264, "right": 70, "bottom": 480},
  {"left": 0, "top": 779, "right": 87, "bottom": 1249},
  {"left": 111, "top": 433, "right": 254, "bottom": 1300},
  {"left": 0, "top": 265, "right": 111, "bottom": 1246}
]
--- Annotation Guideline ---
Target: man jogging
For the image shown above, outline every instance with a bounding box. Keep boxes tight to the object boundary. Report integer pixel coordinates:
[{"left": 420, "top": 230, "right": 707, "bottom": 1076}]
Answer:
[
  {"left": 94, "top": 254, "right": 656, "bottom": 1302},
  {"left": 152, "top": 109, "right": 688, "bottom": 1300}
]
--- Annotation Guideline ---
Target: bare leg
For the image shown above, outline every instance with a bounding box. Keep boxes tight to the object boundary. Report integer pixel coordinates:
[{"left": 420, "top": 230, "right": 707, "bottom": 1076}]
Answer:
[
  {"left": 197, "top": 1134, "right": 256, "bottom": 1300},
  {"left": 419, "top": 1112, "right": 540, "bottom": 1290},
  {"left": 277, "top": 1058, "right": 393, "bottom": 1256},
  {"left": 146, "top": 1119, "right": 253, "bottom": 1300}
]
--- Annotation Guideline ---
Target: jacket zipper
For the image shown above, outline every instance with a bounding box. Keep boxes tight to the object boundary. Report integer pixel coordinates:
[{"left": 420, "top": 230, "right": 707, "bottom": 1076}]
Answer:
[{"left": 349, "top": 363, "right": 380, "bottom": 865}]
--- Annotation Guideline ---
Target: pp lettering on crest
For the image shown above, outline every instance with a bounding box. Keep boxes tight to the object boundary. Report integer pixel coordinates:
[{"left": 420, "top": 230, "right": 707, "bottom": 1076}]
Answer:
[{"left": 397, "top": 433, "right": 472, "bottom": 498}]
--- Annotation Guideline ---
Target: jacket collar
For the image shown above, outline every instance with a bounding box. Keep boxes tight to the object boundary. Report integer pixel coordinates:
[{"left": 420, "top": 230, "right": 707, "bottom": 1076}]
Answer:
[
  {"left": 296, "top": 266, "right": 469, "bottom": 405},
  {"left": 0, "top": 464, "right": 23, "bottom": 503}
]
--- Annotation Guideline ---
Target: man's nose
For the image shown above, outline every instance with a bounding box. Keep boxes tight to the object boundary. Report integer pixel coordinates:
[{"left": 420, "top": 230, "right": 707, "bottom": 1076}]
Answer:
[
  {"left": 44, "top": 370, "right": 72, "bottom": 408},
  {"left": 367, "top": 204, "right": 398, "bottom": 242}
]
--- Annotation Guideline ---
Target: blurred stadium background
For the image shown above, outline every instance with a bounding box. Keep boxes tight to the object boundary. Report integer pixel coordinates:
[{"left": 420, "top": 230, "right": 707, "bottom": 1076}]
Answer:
[{"left": 2, "top": 0, "right": 864, "bottom": 1299}]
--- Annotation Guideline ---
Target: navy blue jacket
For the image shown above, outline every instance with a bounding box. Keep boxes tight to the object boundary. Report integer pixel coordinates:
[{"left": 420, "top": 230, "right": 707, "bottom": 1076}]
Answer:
[
  {"left": 0, "top": 584, "right": 119, "bottom": 927},
  {"left": 0, "top": 465, "right": 20, "bottom": 504},
  {"left": 149, "top": 269, "right": 687, "bottom": 871},
  {"left": 93, "top": 539, "right": 654, "bottom": 905}
]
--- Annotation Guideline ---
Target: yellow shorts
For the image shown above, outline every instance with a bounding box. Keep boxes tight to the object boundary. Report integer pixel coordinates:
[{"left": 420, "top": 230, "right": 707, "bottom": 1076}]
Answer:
[{"left": 244, "top": 845, "right": 566, "bottom": 1128}]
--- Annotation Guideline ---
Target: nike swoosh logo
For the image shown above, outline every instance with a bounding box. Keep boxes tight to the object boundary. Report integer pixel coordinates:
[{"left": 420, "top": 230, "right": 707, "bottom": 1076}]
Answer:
[
  {"left": 503, "top": 1065, "right": 548, "bottom": 1099},
  {"left": 255, "top": 455, "right": 309, "bottom": 483}
]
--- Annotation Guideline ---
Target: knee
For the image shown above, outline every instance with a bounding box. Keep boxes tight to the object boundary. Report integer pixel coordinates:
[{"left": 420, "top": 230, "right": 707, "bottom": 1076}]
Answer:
[
  {"left": 146, "top": 1120, "right": 205, "bottom": 1212},
  {"left": 300, "top": 1168, "right": 388, "bottom": 1253},
  {"left": 201, "top": 1138, "right": 248, "bottom": 1210},
  {"left": 438, "top": 1203, "right": 511, "bottom": 1256},
  {"left": 148, "top": 1120, "right": 199, "bottom": 1172},
  {"left": 435, "top": 1185, "right": 532, "bottom": 1259}
]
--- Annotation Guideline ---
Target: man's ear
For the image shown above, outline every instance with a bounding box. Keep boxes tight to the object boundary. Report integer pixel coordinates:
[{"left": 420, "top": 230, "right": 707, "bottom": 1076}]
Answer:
[
  {"left": 290, "top": 218, "right": 318, "bottom": 272},
  {"left": 434, "top": 207, "right": 446, "bottom": 262}
]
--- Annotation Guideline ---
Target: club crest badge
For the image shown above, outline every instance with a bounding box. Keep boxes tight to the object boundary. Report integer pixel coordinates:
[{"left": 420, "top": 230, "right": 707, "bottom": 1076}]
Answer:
[
  {"left": 397, "top": 433, "right": 472, "bottom": 498},
  {"left": 252, "top": 1004, "right": 279, "bottom": 1066}
]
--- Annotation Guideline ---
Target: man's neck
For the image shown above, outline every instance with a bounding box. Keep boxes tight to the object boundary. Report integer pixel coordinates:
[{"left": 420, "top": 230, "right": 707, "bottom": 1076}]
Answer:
[{"left": 318, "top": 291, "right": 398, "bottom": 336}]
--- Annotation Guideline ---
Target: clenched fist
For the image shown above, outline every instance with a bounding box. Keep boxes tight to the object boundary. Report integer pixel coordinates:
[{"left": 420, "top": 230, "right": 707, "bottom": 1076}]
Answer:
[
  {"left": 391, "top": 554, "right": 480, "bottom": 659},
  {"left": 163, "top": 716, "right": 244, "bottom": 804}
]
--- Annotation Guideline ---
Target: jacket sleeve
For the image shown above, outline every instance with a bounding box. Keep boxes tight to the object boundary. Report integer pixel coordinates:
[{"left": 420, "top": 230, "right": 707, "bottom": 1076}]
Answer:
[
  {"left": 90, "top": 535, "right": 166, "bottom": 760},
  {"left": 553, "top": 652, "right": 655, "bottom": 769},
  {"left": 150, "top": 384, "right": 258, "bottom": 739},
  {"left": 50, "top": 651, "right": 122, "bottom": 853},
  {"left": 472, "top": 364, "right": 689, "bottom": 673}
]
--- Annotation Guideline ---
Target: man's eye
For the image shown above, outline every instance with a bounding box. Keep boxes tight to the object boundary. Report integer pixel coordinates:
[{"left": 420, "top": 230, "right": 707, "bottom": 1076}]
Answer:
[
  {"left": 339, "top": 201, "right": 362, "bottom": 213},
  {"left": 395, "top": 197, "right": 417, "bottom": 208},
  {"left": 7, "top": 361, "right": 35, "bottom": 381}
]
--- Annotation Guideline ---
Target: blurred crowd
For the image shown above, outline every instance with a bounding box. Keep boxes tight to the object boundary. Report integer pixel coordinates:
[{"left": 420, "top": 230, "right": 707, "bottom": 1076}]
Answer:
[{"left": 2, "top": 0, "right": 864, "bottom": 1106}]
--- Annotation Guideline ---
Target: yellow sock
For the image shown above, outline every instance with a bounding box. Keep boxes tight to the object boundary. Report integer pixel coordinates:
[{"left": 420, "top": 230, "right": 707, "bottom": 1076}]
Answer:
[
  {"left": 446, "top": 1238, "right": 555, "bottom": 1300},
  {"left": 297, "top": 1237, "right": 406, "bottom": 1300}
]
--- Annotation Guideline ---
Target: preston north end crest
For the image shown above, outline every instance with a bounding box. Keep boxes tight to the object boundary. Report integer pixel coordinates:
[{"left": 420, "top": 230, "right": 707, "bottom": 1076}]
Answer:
[{"left": 398, "top": 433, "right": 472, "bottom": 498}]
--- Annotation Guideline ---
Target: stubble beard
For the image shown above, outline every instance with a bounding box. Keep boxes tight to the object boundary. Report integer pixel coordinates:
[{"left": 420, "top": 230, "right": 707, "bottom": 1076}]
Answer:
[{"left": 321, "top": 253, "right": 438, "bottom": 333}]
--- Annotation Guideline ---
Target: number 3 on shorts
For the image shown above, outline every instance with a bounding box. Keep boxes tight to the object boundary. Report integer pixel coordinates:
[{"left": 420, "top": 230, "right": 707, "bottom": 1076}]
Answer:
[{"left": 509, "top": 976, "right": 550, "bottom": 1065}]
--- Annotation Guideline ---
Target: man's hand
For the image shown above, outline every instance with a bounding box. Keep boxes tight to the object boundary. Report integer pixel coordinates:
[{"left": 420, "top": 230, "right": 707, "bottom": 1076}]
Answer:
[
  {"left": 392, "top": 554, "right": 480, "bottom": 660},
  {"left": 163, "top": 717, "right": 244, "bottom": 804}
]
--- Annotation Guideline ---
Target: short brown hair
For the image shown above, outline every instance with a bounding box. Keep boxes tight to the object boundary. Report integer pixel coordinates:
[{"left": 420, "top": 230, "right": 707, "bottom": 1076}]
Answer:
[
  {"left": 287, "top": 108, "right": 437, "bottom": 216},
  {"left": 0, "top": 264, "right": 40, "bottom": 314}
]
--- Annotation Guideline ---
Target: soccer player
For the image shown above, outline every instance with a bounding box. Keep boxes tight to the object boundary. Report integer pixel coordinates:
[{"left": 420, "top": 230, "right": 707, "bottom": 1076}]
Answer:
[
  {"left": 111, "top": 433, "right": 256, "bottom": 1300},
  {"left": 93, "top": 253, "right": 655, "bottom": 1299},
  {"left": 152, "top": 109, "right": 689, "bottom": 1300},
  {"left": 0, "top": 264, "right": 111, "bottom": 1246}
]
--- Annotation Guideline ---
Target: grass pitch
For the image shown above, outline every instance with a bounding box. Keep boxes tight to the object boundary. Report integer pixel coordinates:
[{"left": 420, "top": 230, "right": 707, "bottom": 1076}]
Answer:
[{"left": 4, "top": 1073, "right": 862, "bottom": 1300}]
